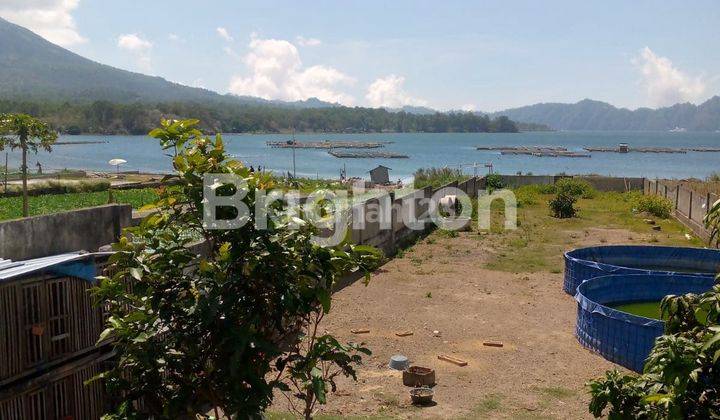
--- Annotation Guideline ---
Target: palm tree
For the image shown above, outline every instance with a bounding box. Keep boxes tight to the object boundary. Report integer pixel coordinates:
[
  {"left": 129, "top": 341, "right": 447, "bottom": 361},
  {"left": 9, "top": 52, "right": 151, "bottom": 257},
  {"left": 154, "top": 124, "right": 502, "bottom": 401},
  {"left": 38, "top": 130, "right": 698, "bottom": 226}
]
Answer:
[{"left": 0, "top": 114, "right": 58, "bottom": 217}]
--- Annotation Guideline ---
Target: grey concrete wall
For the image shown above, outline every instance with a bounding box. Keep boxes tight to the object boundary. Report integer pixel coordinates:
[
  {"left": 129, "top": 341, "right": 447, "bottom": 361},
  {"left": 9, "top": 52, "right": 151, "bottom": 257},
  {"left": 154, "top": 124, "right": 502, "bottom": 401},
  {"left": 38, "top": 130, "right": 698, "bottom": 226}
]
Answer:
[
  {"left": 645, "top": 180, "right": 714, "bottom": 241},
  {"left": 498, "top": 175, "right": 555, "bottom": 187},
  {"left": 576, "top": 176, "right": 645, "bottom": 192},
  {"left": 0, "top": 204, "right": 132, "bottom": 261}
]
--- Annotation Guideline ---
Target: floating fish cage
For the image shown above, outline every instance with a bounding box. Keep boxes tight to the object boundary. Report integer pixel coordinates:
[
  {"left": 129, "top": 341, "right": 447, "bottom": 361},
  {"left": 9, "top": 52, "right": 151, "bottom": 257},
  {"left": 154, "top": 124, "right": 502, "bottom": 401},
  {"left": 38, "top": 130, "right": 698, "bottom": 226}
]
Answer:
[
  {"left": 0, "top": 253, "right": 113, "bottom": 387},
  {"left": 563, "top": 245, "right": 720, "bottom": 295},
  {"left": 266, "top": 140, "right": 389, "bottom": 149},
  {"left": 328, "top": 150, "right": 409, "bottom": 158},
  {"left": 575, "top": 274, "right": 715, "bottom": 372}
]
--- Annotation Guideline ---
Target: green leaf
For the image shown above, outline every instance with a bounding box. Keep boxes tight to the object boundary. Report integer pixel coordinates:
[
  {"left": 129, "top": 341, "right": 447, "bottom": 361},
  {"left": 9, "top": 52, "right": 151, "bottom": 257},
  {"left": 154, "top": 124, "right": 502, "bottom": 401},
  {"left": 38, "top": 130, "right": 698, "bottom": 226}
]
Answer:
[{"left": 129, "top": 267, "right": 143, "bottom": 281}]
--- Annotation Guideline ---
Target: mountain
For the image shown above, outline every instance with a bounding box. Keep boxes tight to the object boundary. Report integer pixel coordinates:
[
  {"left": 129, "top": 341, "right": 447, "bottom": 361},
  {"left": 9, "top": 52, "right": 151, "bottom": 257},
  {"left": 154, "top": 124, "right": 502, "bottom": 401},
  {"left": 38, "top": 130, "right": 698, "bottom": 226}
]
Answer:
[
  {"left": 0, "top": 17, "right": 340, "bottom": 108},
  {"left": 491, "top": 98, "right": 720, "bottom": 131}
]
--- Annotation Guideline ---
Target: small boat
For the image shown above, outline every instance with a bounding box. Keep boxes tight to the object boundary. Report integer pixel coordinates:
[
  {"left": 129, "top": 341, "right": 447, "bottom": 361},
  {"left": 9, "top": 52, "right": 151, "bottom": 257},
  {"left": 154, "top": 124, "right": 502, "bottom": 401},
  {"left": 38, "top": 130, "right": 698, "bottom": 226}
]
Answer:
[{"left": 668, "top": 126, "right": 687, "bottom": 133}]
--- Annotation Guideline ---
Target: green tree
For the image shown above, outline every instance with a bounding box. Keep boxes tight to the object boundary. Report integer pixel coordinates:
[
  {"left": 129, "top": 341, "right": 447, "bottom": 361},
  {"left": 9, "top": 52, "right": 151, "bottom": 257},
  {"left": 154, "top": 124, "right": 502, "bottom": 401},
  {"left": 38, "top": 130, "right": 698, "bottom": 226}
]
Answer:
[
  {"left": 0, "top": 113, "right": 57, "bottom": 216},
  {"left": 94, "top": 119, "right": 380, "bottom": 418}
]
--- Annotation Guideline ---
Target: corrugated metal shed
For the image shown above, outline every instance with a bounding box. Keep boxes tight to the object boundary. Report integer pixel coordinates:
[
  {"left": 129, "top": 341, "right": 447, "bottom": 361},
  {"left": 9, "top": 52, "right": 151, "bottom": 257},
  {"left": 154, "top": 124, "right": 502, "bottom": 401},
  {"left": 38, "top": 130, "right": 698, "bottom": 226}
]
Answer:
[{"left": 0, "top": 252, "right": 94, "bottom": 282}]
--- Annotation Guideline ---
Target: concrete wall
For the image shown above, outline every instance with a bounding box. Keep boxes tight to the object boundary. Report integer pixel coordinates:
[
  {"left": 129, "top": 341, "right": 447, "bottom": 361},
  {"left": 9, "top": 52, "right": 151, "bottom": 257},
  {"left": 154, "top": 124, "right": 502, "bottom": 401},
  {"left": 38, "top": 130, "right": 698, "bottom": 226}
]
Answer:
[
  {"left": 576, "top": 176, "right": 645, "bottom": 192},
  {"left": 645, "top": 179, "right": 717, "bottom": 241},
  {"left": 0, "top": 204, "right": 132, "bottom": 260},
  {"left": 1, "top": 173, "right": 663, "bottom": 261}
]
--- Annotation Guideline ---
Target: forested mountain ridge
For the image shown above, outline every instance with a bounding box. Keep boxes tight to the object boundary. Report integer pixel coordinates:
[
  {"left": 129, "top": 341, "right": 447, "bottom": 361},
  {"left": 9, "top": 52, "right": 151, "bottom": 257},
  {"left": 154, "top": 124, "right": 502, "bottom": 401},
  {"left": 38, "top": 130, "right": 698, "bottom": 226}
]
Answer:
[
  {"left": 0, "top": 100, "right": 520, "bottom": 135},
  {"left": 491, "top": 98, "right": 720, "bottom": 131}
]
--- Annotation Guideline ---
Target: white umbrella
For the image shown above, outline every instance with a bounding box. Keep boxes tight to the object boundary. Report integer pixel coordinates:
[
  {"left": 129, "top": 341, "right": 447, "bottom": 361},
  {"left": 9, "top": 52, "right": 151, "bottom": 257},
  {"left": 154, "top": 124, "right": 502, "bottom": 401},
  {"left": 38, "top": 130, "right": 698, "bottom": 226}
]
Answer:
[{"left": 108, "top": 158, "right": 127, "bottom": 174}]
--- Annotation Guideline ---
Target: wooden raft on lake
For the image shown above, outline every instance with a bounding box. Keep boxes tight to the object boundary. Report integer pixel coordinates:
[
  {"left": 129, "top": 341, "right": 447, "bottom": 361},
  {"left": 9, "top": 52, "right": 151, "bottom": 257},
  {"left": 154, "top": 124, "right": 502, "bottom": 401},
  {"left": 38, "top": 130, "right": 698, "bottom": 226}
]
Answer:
[
  {"left": 584, "top": 146, "right": 720, "bottom": 153},
  {"left": 476, "top": 146, "right": 590, "bottom": 158},
  {"left": 267, "top": 140, "right": 390, "bottom": 149},
  {"left": 328, "top": 150, "right": 409, "bottom": 159}
]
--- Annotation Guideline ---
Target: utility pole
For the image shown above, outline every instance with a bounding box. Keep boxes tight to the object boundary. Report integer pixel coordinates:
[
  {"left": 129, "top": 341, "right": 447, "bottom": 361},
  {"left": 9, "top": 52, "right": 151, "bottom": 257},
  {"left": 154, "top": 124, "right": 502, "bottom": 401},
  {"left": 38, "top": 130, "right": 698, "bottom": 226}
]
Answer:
[
  {"left": 3, "top": 152, "right": 7, "bottom": 194},
  {"left": 292, "top": 128, "right": 297, "bottom": 178}
]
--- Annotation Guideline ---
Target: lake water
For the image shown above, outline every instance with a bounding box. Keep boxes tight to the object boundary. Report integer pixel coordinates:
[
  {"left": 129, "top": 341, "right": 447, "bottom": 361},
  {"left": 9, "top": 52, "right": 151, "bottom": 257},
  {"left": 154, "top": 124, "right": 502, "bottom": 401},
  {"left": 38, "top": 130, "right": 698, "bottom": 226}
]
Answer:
[{"left": 4, "top": 131, "right": 719, "bottom": 180}]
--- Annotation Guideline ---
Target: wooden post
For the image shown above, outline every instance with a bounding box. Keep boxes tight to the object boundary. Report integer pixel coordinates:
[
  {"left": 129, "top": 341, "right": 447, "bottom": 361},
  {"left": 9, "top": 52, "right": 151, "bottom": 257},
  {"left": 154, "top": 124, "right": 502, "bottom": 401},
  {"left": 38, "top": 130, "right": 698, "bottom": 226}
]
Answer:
[{"left": 688, "top": 189, "right": 693, "bottom": 220}]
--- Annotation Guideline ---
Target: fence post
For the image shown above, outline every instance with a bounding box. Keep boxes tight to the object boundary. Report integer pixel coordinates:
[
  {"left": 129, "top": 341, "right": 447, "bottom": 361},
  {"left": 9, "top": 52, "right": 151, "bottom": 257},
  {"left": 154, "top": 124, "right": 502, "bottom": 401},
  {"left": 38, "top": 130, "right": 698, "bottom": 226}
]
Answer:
[
  {"left": 688, "top": 189, "right": 693, "bottom": 220},
  {"left": 675, "top": 187, "right": 679, "bottom": 209}
]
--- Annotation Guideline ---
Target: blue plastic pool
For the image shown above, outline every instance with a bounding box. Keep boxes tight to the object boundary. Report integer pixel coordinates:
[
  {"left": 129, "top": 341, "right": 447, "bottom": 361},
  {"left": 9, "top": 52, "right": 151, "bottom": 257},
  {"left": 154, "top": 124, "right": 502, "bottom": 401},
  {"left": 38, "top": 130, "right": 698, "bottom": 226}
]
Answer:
[
  {"left": 563, "top": 245, "right": 720, "bottom": 295},
  {"left": 575, "top": 273, "right": 715, "bottom": 372}
]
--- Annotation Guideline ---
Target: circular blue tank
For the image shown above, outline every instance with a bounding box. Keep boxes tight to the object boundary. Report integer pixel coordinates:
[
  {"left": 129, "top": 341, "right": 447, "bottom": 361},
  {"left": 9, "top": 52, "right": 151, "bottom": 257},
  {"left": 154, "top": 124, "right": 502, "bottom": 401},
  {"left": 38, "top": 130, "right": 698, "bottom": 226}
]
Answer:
[
  {"left": 575, "top": 273, "right": 715, "bottom": 372},
  {"left": 563, "top": 245, "right": 720, "bottom": 295}
]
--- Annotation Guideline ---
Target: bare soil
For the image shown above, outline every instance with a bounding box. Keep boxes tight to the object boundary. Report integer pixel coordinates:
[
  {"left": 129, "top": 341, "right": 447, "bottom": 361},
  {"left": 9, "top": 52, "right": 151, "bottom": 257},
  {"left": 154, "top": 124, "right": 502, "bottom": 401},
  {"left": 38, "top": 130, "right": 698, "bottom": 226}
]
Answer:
[{"left": 272, "top": 228, "right": 641, "bottom": 419}]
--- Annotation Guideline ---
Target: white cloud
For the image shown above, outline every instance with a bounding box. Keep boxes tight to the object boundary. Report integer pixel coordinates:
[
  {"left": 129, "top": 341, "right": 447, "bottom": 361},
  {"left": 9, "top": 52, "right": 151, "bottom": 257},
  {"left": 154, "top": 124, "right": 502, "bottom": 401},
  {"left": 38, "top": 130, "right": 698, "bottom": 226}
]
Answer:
[
  {"left": 167, "top": 33, "right": 183, "bottom": 42},
  {"left": 296, "top": 36, "right": 322, "bottom": 47},
  {"left": 0, "top": 0, "right": 86, "bottom": 46},
  {"left": 634, "top": 47, "right": 706, "bottom": 107},
  {"left": 461, "top": 104, "right": 477, "bottom": 112},
  {"left": 117, "top": 33, "right": 153, "bottom": 72},
  {"left": 216, "top": 27, "right": 233, "bottom": 42},
  {"left": 365, "top": 74, "right": 428, "bottom": 108},
  {"left": 228, "top": 35, "right": 355, "bottom": 104}
]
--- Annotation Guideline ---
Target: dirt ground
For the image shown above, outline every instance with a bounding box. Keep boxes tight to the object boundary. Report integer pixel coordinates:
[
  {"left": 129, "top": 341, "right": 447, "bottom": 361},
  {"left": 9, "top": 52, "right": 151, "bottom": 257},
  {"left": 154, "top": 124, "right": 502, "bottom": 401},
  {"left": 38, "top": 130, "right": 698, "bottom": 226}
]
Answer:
[{"left": 271, "top": 227, "right": 654, "bottom": 419}]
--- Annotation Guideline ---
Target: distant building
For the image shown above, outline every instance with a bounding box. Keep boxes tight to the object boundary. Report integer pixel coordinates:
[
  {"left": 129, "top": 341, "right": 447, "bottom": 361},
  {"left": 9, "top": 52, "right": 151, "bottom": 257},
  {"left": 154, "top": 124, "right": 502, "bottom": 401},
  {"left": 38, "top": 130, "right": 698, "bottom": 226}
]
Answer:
[
  {"left": 368, "top": 165, "right": 391, "bottom": 185},
  {"left": 618, "top": 143, "right": 629, "bottom": 153}
]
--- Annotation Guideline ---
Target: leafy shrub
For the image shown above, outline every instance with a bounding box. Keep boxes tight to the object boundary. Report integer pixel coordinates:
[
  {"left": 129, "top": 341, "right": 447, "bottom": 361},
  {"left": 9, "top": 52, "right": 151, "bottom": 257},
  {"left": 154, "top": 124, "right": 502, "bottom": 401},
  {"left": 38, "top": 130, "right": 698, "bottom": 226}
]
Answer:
[
  {"left": 485, "top": 173, "right": 504, "bottom": 192},
  {"left": 94, "top": 120, "right": 381, "bottom": 418},
  {"left": 555, "top": 178, "right": 596, "bottom": 199},
  {"left": 514, "top": 185, "right": 540, "bottom": 207},
  {"left": 549, "top": 193, "right": 577, "bottom": 218},
  {"left": 414, "top": 167, "right": 469, "bottom": 189},
  {"left": 706, "top": 197, "right": 720, "bottom": 248},
  {"left": 632, "top": 194, "right": 673, "bottom": 219},
  {"left": 588, "top": 282, "right": 720, "bottom": 418}
]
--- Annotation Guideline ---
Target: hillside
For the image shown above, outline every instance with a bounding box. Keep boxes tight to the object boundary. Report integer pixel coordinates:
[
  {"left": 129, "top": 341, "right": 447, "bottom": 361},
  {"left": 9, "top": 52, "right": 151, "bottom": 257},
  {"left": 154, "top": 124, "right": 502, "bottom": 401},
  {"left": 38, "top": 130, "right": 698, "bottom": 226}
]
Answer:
[{"left": 492, "top": 98, "right": 720, "bottom": 131}]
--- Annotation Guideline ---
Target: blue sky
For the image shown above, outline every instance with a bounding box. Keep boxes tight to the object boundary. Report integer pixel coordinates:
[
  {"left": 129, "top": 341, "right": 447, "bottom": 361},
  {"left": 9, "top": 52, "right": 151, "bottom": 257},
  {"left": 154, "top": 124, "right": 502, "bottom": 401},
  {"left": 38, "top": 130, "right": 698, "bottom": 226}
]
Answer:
[{"left": 1, "top": 0, "right": 718, "bottom": 111}]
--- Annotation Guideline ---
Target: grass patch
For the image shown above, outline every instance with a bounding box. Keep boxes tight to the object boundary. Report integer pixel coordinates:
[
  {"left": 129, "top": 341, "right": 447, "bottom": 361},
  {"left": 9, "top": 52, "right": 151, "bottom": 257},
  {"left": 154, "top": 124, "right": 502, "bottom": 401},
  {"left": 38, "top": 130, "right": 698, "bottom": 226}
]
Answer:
[
  {"left": 0, "top": 188, "right": 160, "bottom": 220},
  {"left": 478, "top": 190, "right": 704, "bottom": 273},
  {"left": 460, "top": 394, "right": 502, "bottom": 418}
]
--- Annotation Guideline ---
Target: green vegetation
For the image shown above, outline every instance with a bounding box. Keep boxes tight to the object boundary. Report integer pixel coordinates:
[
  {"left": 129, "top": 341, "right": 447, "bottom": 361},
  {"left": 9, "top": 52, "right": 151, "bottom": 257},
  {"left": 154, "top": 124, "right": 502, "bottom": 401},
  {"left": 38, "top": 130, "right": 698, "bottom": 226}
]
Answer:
[
  {"left": 706, "top": 197, "right": 720, "bottom": 248},
  {"left": 94, "top": 119, "right": 380, "bottom": 419},
  {"left": 1, "top": 100, "right": 520, "bottom": 135},
  {"left": 549, "top": 192, "right": 578, "bottom": 218},
  {"left": 630, "top": 193, "right": 674, "bottom": 219},
  {"left": 479, "top": 190, "right": 702, "bottom": 273},
  {"left": 0, "top": 113, "right": 58, "bottom": 216},
  {"left": 485, "top": 173, "right": 504, "bottom": 192},
  {"left": 555, "top": 178, "right": 596, "bottom": 199},
  {"left": 0, "top": 188, "right": 159, "bottom": 220},
  {"left": 413, "top": 167, "right": 470, "bottom": 189}
]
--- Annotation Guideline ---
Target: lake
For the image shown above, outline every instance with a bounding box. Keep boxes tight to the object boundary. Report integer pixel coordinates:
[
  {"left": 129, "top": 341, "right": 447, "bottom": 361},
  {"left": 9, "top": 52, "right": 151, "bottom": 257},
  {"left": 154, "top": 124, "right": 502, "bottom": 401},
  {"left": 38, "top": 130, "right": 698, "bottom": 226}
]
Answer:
[{"left": 4, "top": 131, "right": 720, "bottom": 180}]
